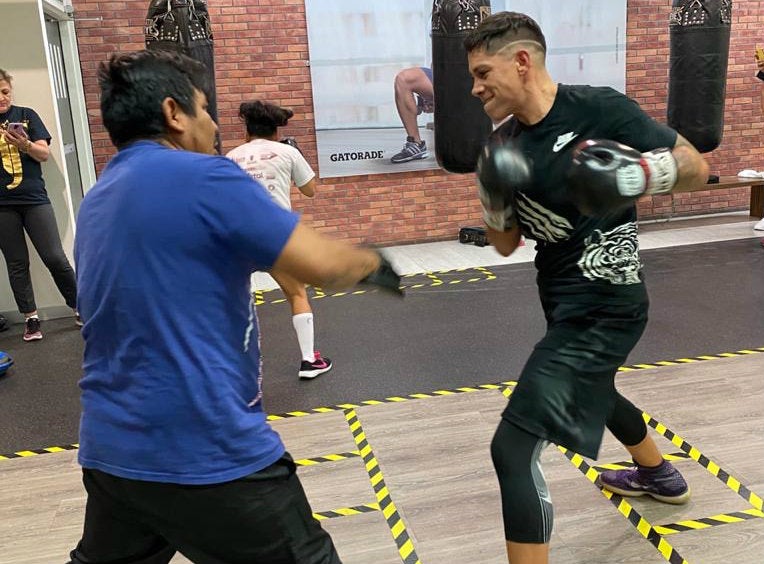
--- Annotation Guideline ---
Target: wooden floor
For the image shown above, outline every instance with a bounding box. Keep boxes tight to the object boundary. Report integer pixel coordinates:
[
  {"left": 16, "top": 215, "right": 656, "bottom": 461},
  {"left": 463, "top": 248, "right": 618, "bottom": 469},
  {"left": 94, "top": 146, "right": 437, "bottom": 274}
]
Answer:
[{"left": 1, "top": 353, "right": 762, "bottom": 564}]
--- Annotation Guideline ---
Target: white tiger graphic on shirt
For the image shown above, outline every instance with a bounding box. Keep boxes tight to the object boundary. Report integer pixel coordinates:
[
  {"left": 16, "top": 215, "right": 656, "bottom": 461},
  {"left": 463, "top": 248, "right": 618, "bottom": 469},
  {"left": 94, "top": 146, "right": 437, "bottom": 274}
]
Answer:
[{"left": 578, "top": 222, "right": 641, "bottom": 285}]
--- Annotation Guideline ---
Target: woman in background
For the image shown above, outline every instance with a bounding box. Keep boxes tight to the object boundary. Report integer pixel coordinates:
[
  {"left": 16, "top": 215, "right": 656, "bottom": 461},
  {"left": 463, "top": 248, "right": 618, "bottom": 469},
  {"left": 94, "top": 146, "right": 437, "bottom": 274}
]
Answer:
[
  {"left": 0, "top": 68, "right": 79, "bottom": 341},
  {"left": 227, "top": 100, "right": 332, "bottom": 379}
]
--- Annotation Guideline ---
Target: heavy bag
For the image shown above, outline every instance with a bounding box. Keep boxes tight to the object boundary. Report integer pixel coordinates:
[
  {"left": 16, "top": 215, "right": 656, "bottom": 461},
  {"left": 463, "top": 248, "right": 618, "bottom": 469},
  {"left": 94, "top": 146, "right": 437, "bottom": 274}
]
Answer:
[
  {"left": 667, "top": 0, "right": 732, "bottom": 153},
  {"left": 145, "top": 0, "right": 221, "bottom": 150},
  {"left": 431, "top": 0, "right": 493, "bottom": 173}
]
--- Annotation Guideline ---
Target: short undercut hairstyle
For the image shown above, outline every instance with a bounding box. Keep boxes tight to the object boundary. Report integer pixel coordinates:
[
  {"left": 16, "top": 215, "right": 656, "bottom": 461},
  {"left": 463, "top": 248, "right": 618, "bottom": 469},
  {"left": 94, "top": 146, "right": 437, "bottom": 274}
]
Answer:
[
  {"left": 463, "top": 11, "right": 547, "bottom": 57},
  {"left": 98, "top": 50, "right": 209, "bottom": 148}
]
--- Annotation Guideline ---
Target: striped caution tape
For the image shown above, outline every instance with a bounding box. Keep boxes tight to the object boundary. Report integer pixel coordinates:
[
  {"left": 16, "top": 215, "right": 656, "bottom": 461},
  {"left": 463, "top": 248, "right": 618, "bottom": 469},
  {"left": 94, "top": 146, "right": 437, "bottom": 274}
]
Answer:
[
  {"left": 313, "top": 502, "right": 381, "bottom": 521},
  {"left": 617, "top": 347, "right": 764, "bottom": 372},
  {"left": 591, "top": 452, "right": 690, "bottom": 472},
  {"left": 266, "top": 382, "right": 513, "bottom": 421},
  {"left": 345, "top": 408, "right": 421, "bottom": 564},
  {"left": 0, "top": 443, "right": 79, "bottom": 461},
  {"left": 559, "top": 446, "right": 689, "bottom": 564},
  {"left": 654, "top": 508, "right": 764, "bottom": 535},
  {"left": 252, "top": 267, "right": 497, "bottom": 305},
  {"left": 642, "top": 412, "right": 764, "bottom": 511},
  {"left": 2, "top": 346, "right": 762, "bottom": 461},
  {"left": 294, "top": 450, "right": 361, "bottom": 466}
]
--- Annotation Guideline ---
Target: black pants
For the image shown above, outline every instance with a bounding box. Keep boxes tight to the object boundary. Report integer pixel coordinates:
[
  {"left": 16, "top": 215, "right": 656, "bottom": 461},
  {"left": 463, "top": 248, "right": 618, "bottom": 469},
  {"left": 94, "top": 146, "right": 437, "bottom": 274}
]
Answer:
[
  {"left": 67, "top": 454, "right": 341, "bottom": 564},
  {"left": 0, "top": 203, "right": 77, "bottom": 314}
]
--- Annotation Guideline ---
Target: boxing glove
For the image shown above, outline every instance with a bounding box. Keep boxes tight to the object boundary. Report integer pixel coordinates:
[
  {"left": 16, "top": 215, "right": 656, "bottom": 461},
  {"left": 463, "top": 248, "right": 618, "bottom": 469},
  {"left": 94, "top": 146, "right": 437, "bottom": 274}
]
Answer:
[
  {"left": 476, "top": 140, "right": 532, "bottom": 231},
  {"left": 567, "top": 139, "right": 677, "bottom": 217},
  {"left": 360, "top": 252, "right": 404, "bottom": 297}
]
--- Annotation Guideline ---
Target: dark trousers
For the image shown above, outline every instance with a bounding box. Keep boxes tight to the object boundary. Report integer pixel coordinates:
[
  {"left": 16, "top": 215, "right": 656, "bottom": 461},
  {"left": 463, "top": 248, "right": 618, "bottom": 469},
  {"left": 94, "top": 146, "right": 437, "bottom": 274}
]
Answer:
[
  {"left": 67, "top": 454, "right": 342, "bottom": 564},
  {"left": 0, "top": 204, "right": 77, "bottom": 314}
]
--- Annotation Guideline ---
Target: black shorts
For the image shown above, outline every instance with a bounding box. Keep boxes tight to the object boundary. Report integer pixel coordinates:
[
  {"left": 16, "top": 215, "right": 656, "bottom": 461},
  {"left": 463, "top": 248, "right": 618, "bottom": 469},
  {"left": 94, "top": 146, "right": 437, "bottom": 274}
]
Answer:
[
  {"left": 503, "top": 295, "right": 648, "bottom": 459},
  {"left": 68, "top": 453, "right": 341, "bottom": 564}
]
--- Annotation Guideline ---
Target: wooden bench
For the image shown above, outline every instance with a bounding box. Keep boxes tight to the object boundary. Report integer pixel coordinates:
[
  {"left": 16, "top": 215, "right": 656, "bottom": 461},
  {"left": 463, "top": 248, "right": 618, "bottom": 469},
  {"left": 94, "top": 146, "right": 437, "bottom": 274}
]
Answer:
[{"left": 672, "top": 176, "right": 764, "bottom": 218}]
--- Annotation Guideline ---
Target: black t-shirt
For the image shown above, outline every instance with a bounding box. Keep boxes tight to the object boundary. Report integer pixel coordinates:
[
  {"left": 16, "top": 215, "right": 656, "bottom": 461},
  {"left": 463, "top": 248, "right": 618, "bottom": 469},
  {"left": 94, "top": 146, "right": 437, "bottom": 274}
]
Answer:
[
  {"left": 493, "top": 84, "right": 677, "bottom": 304},
  {"left": 0, "top": 106, "right": 52, "bottom": 205}
]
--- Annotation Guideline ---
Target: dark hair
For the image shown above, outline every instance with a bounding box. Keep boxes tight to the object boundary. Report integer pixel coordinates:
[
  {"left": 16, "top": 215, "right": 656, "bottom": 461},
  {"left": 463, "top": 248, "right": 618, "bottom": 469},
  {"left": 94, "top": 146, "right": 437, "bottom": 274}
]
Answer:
[
  {"left": 98, "top": 50, "right": 209, "bottom": 148},
  {"left": 463, "top": 11, "right": 547, "bottom": 56},
  {"left": 238, "top": 100, "right": 293, "bottom": 138}
]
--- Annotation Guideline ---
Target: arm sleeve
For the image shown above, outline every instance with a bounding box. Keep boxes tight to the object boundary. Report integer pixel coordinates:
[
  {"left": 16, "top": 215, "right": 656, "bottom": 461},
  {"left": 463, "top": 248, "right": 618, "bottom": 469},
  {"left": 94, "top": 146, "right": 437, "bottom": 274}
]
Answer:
[
  {"left": 23, "top": 108, "right": 52, "bottom": 144},
  {"left": 199, "top": 157, "right": 300, "bottom": 272},
  {"left": 599, "top": 89, "right": 677, "bottom": 152},
  {"left": 291, "top": 149, "right": 315, "bottom": 188}
]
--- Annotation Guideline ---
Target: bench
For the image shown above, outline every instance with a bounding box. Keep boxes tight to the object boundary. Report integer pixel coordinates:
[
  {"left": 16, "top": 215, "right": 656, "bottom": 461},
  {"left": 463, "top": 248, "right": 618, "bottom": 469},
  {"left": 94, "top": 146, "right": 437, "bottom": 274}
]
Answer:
[{"left": 672, "top": 176, "right": 764, "bottom": 218}]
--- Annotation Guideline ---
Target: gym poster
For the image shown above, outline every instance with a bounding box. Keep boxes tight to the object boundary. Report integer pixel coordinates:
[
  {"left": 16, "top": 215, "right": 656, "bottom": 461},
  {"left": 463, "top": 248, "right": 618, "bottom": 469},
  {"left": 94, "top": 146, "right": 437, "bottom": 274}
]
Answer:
[{"left": 303, "top": 0, "right": 626, "bottom": 178}]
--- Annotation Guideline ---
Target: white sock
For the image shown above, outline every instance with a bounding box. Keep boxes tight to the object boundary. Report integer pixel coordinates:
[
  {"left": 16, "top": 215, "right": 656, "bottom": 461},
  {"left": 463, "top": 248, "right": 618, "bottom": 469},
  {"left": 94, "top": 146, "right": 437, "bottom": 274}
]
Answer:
[{"left": 292, "top": 313, "right": 315, "bottom": 362}]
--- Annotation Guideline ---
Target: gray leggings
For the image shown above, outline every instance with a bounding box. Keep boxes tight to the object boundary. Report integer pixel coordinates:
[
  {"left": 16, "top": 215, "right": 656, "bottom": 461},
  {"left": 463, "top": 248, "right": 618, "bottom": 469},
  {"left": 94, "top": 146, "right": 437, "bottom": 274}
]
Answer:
[
  {"left": 491, "top": 395, "right": 647, "bottom": 543},
  {"left": 0, "top": 203, "right": 77, "bottom": 314}
]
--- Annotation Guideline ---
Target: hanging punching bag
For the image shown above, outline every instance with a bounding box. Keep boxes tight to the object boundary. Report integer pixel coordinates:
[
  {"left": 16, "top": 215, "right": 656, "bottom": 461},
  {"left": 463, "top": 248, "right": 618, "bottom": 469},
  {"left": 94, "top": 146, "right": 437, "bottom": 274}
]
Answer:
[
  {"left": 667, "top": 0, "right": 732, "bottom": 153},
  {"left": 145, "top": 0, "right": 221, "bottom": 151},
  {"left": 431, "top": 0, "right": 493, "bottom": 173}
]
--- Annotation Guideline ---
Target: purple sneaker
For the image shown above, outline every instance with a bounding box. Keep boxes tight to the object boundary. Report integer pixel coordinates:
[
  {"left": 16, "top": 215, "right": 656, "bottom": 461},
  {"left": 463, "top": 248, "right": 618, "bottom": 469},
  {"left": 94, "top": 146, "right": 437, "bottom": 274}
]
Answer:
[{"left": 598, "top": 460, "right": 690, "bottom": 504}]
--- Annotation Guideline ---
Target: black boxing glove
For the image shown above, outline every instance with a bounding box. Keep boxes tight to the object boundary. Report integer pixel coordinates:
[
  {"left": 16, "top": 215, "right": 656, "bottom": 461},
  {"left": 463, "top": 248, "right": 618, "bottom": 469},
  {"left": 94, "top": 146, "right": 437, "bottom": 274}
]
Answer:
[
  {"left": 476, "top": 139, "right": 532, "bottom": 231},
  {"left": 567, "top": 139, "right": 678, "bottom": 217},
  {"left": 360, "top": 252, "right": 404, "bottom": 297},
  {"left": 280, "top": 137, "right": 302, "bottom": 154}
]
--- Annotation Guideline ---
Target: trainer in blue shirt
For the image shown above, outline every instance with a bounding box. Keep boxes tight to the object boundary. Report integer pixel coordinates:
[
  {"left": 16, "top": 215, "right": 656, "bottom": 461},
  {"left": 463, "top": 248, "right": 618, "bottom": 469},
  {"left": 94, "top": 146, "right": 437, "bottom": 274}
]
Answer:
[{"left": 68, "top": 49, "right": 402, "bottom": 564}]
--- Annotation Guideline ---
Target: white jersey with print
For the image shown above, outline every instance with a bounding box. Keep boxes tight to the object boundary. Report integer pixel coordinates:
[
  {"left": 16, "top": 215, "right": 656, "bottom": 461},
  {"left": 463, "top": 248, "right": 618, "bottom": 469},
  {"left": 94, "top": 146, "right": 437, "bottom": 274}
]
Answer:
[{"left": 226, "top": 138, "right": 314, "bottom": 210}]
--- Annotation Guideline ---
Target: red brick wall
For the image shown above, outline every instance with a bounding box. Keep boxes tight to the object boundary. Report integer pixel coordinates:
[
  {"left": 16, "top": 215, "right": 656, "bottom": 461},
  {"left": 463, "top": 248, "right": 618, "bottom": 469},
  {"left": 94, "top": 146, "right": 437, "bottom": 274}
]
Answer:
[{"left": 73, "top": 1, "right": 764, "bottom": 245}]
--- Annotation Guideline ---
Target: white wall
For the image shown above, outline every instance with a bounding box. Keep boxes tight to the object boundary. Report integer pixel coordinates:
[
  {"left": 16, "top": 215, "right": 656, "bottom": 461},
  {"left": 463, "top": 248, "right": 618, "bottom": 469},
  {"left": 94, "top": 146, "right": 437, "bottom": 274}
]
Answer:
[{"left": 0, "top": 0, "right": 77, "bottom": 321}]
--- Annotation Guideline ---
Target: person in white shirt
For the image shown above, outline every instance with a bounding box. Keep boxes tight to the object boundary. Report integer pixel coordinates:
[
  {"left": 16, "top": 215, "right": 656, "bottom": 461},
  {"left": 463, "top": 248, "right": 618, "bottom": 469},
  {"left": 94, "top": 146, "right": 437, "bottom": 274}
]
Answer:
[{"left": 227, "top": 100, "right": 332, "bottom": 379}]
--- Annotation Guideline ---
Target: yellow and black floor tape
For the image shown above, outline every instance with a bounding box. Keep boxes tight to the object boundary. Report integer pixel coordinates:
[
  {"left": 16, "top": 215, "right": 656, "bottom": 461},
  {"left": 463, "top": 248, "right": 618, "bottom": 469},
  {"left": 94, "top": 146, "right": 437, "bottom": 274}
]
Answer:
[
  {"left": 0, "top": 443, "right": 78, "bottom": 461},
  {"left": 591, "top": 451, "right": 690, "bottom": 472},
  {"left": 295, "top": 449, "right": 384, "bottom": 522},
  {"left": 313, "top": 502, "right": 381, "bottom": 521},
  {"left": 294, "top": 450, "right": 361, "bottom": 466},
  {"left": 2, "top": 348, "right": 763, "bottom": 562},
  {"left": 500, "top": 384, "right": 764, "bottom": 564},
  {"left": 559, "top": 445, "right": 689, "bottom": 564},
  {"left": 266, "top": 382, "right": 513, "bottom": 421},
  {"left": 617, "top": 347, "right": 764, "bottom": 372},
  {"left": 253, "top": 267, "right": 497, "bottom": 305},
  {"left": 655, "top": 508, "right": 764, "bottom": 536},
  {"left": 2, "top": 346, "right": 762, "bottom": 460},
  {"left": 345, "top": 408, "right": 421, "bottom": 564},
  {"left": 642, "top": 412, "right": 764, "bottom": 511}
]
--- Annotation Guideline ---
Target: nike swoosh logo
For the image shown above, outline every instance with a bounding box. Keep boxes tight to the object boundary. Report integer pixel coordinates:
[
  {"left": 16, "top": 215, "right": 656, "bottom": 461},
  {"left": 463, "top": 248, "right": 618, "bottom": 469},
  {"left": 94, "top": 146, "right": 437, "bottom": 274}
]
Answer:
[{"left": 553, "top": 132, "right": 579, "bottom": 152}]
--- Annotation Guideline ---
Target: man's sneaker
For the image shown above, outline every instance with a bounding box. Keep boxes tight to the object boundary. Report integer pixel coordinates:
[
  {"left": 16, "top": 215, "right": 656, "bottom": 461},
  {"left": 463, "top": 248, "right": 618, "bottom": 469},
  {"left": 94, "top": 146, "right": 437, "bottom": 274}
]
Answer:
[
  {"left": 299, "top": 351, "right": 333, "bottom": 379},
  {"left": 390, "top": 137, "right": 428, "bottom": 163},
  {"left": 597, "top": 460, "right": 690, "bottom": 504},
  {"left": 23, "top": 317, "right": 43, "bottom": 342}
]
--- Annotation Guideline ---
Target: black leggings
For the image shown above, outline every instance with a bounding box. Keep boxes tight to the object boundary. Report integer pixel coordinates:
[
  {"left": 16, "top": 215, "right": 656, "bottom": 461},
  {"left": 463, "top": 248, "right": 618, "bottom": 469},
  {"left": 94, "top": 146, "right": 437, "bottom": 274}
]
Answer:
[
  {"left": 0, "top": 203, "right": 77, "bottom": 313},
  {"left": 491, "top": 395, "right": 646, "bottom": 543}
]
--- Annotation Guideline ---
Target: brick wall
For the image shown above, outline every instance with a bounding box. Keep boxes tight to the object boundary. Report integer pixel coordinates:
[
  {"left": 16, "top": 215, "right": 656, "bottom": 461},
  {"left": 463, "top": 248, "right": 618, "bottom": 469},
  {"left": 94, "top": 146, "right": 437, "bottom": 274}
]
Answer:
[{"left": 73, "top": 1, "right": 764, "bottom": 245}]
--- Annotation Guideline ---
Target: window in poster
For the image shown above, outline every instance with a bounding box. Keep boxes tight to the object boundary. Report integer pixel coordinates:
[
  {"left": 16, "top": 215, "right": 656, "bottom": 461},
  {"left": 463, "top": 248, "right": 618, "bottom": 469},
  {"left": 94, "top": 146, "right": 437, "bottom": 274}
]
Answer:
[{"left": 304, "top": 0, "right": 626, "bottom": 178}]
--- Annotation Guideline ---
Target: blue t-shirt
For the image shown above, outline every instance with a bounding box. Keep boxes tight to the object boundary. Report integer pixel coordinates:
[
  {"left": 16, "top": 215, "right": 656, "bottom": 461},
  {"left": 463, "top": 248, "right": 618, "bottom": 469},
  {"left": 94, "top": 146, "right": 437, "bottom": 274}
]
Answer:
[{"left": 74, "top": 141, "right": 299, "bottom": 485}]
